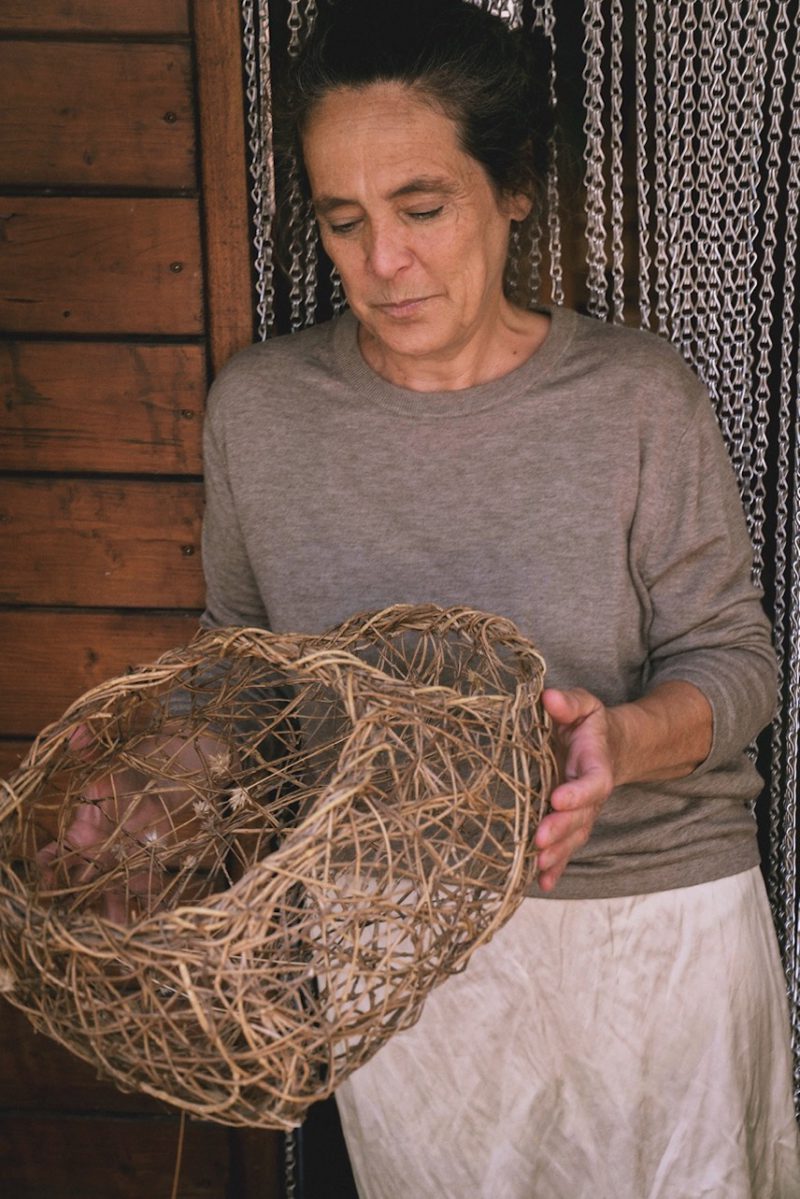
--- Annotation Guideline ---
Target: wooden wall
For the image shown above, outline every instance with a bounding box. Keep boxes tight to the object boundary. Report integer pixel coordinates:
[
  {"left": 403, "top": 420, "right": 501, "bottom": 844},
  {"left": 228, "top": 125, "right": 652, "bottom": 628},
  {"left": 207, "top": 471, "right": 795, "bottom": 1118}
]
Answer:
[{"left": 0, "top": 2, "right": 280, "bottom": 1193}]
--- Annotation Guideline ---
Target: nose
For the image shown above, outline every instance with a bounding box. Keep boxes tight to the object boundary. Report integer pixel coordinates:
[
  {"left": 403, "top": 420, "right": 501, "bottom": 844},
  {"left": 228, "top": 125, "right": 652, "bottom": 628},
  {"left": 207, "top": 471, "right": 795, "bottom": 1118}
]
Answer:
[{"left": 364, "top": 219, "right": 413, "bottom": 280}]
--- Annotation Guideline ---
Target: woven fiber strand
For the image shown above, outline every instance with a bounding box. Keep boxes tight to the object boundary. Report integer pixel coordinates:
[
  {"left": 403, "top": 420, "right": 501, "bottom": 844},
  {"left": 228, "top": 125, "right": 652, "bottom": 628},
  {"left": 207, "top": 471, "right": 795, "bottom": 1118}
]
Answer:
[{"left": 0, "top": 605, "right": 554, "bottom": 1129}]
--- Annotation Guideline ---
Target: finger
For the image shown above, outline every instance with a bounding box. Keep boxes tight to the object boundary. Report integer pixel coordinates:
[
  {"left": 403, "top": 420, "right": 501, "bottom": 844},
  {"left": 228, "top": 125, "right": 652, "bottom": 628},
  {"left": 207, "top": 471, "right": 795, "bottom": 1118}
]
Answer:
[
  {"left": 535, "top": 807, "right": 592, "bottom": 851},
  {"left": 101, "top": 887, "right": 130, "bottom": 924},
  {"left": 35, "top": 839, "right": 59, "bottom": 888},
  {"left": 68, "top": 723, "right": 101, "bottom": 762},
  {"left": 536, "top": 826, "right": 593, "bottom": 890},
  {"left": 537, "top": 863, "right": 566, "bottom": 893},
  {"left": 548, "top": 764, "right": 613, "bottom": 811}
]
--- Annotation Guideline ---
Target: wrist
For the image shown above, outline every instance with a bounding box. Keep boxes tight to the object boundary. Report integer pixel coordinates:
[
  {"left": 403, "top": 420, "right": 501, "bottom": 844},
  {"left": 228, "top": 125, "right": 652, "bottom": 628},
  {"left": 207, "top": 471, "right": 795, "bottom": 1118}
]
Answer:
[
  {"left": 605, "top": 702, "right": 645, "bottom": 788},
  {"left": 605, "top": 682, "right": 712, "bottom": 788}
]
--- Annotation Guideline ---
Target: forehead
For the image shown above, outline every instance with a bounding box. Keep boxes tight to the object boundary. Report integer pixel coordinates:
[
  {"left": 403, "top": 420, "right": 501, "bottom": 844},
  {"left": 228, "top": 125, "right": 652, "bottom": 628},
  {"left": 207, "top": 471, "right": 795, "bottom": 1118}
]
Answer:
[{"left": 301, "top": 82, "right": 486, "bottom": 200}]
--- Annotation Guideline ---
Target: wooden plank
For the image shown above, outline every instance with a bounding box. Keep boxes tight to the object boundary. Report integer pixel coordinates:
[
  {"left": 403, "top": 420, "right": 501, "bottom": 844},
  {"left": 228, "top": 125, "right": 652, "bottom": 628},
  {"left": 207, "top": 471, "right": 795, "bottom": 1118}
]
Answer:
[
  {"left": 0, "top": 197, "right": 203, "bottom": 335},
  {"left": 229, "top": 1128, "right": 283, "bottom": 1199},
  {"left": 194, "top": 0, "right": 255, "bottom": 374},
  {"left": 0, "top": 479, "right": 205, "bottom": 608},
  {"left": 0, "top": 1, "right": 189, "bottom": 36},
  {"left": 0, "top": 1004, "right": 283, "bottom": 1190},
  {"left": 0, "top": 42, "right": 195, "bottom": 189},
  {"left": 0, "top": 342, "right": 205, "bottom": 474},
  {"left": 0, "top": 1000, "right": 167, "bottom": 1114},
  {"left": 0, "top": 1110, "right": 230, "bottom": 1199},
  {"left": 0, "top": 739, "right": 31, "bottom": 779},
  {"left": 0, "top": 611, "right": 200, "bottom": 734}
]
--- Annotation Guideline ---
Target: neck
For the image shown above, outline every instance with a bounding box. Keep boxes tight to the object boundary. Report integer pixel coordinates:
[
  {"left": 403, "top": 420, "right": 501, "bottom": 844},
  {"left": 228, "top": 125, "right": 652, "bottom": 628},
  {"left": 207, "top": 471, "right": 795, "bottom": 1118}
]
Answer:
[{"left": 358, "top": 303, "right": 551, "bottom": 392}]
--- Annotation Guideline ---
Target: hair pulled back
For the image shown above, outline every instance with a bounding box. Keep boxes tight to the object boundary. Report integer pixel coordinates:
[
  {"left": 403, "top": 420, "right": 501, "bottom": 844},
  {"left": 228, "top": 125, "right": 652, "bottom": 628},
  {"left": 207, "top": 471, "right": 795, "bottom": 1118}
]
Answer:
[{"left": 280, "top": 0, "right": 552, "bottom": 205}]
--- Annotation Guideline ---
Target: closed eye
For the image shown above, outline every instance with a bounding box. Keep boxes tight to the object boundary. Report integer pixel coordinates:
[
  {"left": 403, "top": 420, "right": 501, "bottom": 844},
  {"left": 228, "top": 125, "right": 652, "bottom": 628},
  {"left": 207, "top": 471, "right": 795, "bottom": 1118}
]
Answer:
[
  {"left": 328, "top": 217, "right": 362, "bottom": 236},
  {"left": 408, "top": 206, "right": 444, "bottom": 221}
]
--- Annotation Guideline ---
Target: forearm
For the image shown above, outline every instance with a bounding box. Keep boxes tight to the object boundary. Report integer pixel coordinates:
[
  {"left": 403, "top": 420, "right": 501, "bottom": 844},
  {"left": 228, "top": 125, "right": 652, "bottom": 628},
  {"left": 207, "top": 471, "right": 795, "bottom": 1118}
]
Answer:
[
  {"left": 536, "top": 681, "right": 714, "bottom": 892},
  {"left": 608, "top": 680, "right": 713, "bottom": 787}
]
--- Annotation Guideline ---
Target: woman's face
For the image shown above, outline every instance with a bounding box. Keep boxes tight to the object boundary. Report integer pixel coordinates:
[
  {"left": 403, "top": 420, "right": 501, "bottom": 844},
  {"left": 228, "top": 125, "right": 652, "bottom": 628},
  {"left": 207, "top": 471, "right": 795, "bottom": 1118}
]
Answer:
[{"left": 302, "top": 82, "right": 530, "bottom": 384}]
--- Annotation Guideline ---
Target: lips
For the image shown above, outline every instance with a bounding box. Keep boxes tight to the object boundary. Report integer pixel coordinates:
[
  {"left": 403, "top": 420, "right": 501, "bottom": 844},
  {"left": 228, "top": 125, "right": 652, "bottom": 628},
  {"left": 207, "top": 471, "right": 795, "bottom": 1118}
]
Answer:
[{"left": 377, "top": 296, "right": 433, "bottom": 316}]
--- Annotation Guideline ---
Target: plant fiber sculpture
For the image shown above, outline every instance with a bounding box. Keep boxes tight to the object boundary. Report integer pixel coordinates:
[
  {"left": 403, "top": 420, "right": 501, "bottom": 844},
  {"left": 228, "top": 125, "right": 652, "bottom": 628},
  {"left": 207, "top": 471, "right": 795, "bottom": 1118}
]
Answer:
[{"left": 0, "top": 605, "right": 554, "bottom": 1129}]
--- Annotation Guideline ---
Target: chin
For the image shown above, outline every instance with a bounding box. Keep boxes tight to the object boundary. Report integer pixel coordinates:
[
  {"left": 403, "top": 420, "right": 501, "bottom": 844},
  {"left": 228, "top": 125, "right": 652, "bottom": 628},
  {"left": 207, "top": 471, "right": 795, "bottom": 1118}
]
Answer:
[{"left": 362, "top": 315, "right": 454, "bottom": 361}]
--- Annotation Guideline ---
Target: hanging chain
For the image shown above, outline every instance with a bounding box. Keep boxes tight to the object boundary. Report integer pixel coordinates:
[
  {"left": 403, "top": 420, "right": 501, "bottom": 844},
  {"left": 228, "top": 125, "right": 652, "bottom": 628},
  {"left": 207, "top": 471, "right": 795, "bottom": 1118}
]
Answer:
[
  {"left": 766, "top": 0, "right": 793, "bottom": 910},
  {"left": 285, "top": 0, "right": 315, "bottom": 331},
  {"left": 242, "top": 0, "right": 277, "bottom": 340},
  {"left": 543, "top": 0, "right": 564, "bottom": 307},
  {"left": 715, "top": 3, "right": 758, "bottom": 503},
  {"left": 530, "top": 0, "right": 563, "bottom": 307},
  {"left": 634, "top": 0, "right": 651, "bottom": 329},
  {"left": 283, "top": 1129, "right": 298, "bottom": 1199},
  {"left": 541, "top": 2, "right": 564, "bottom": 308},
  {"left": 748, "top": 0, "right": 776, "bottom": 583},
  {"left": 778, "top": 18, "right": 800, "bottom": 1079},
  {"left": 668, "top": 0, "right": 698, "bottom": 365},
  {"left": 651, "top": 1, "right": 670, "bottom": 336},
  {"left": 608, "top": 0, "right": 625, "bottom": 323},
  {"left": 301, "top": 0, "right": 319, "bottom": 326},
  {"left": 582, "top": 0, "right": 608, "bottom": 319},
  {"left": 693, "top": 0, "right": 724, "bottom": 397}
]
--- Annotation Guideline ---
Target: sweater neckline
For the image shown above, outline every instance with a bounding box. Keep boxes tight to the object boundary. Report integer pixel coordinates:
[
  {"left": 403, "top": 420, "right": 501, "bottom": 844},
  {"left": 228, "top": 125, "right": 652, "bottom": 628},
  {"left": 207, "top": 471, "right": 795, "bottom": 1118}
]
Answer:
[{"left": 331, "top": 304, "right": 577, "bottom": 419}]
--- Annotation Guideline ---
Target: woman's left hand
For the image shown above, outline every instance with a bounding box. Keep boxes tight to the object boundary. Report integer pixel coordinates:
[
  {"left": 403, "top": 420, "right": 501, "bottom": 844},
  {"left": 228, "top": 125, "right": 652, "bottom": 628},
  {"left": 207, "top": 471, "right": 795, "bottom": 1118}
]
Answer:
[
  {"left": 534, "top": 688, "right": 619, "bottom": 893},
  {"left": 533, "top": 680, "right": 713, "bottom": 892}
]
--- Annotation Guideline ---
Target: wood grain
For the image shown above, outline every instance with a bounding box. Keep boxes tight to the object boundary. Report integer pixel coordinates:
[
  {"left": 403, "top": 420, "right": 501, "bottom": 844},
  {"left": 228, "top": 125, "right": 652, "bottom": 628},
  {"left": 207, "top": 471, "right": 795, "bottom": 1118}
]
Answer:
[
  {"left": 0, "top": 611, "right": 200, "bottom": 734},
  {"left": 0, "top": 1000, "right": 167, "bottom": 1113},
  {"left": 194, "top": 0, "right": 256, "bottom": 373},
  {"left": 0, "top": 478, "right": 205, "bottom": 608},
  {"left": 0, "top": 197, "right": 204, "bottom": 335},
  {"left": 0, "top": 1, "right": 189, "bottom": 35},
  {"left": 0, "top": 1109, "right": 230, "bottom": 1199},
  {"left": 0, "top": 341, "right": 205, "bottom": 474},
  {"left": 0, "top": 42, "right": 195, "bottom": 189},
  {"left": 0, "top": 739, "right": 31, "bottom": 779}
]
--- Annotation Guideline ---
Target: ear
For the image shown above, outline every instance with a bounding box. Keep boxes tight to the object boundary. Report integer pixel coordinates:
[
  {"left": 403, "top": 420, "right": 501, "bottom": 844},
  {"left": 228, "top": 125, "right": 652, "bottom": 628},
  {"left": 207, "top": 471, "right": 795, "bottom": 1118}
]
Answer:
[{"left": 503, "top": 191, "right": 533, "bottom": 222}]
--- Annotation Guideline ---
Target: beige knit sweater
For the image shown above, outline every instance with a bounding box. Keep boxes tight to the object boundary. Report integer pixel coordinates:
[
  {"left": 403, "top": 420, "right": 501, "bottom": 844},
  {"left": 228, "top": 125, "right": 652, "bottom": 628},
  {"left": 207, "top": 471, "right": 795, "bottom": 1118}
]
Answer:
[{"left": 200, "top": 306, "right": 776, "bottom": 899}]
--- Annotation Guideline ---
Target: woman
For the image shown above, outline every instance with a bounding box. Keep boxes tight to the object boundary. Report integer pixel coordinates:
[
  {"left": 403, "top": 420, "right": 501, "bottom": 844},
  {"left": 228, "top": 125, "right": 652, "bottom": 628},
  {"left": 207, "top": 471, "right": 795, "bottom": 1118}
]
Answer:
[{"left": 199, "top": 0, "right": 800, "bottom": 1194}]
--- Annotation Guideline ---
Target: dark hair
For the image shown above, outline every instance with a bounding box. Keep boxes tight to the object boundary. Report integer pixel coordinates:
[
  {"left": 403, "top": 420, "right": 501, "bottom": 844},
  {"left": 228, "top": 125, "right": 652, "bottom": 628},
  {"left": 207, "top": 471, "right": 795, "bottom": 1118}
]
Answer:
[{"left": 279, "top": 0, "right": 553, "bottom": 205}]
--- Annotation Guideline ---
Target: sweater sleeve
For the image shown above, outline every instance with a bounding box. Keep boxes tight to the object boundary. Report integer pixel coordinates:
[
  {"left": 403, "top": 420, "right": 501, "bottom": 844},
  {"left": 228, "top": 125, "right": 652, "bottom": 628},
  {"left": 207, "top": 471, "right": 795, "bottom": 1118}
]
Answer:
[
  {"left": 635, "top": 377, "right": 777, "bottom": 773},
  {"left": 200, "top": 380, "right": 271, "bottom": 632}
]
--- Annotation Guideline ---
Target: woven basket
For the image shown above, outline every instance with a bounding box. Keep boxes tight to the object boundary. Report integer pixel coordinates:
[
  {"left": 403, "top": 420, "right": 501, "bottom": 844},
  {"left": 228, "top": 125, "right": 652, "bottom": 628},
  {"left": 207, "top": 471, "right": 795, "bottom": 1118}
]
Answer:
[{"left": 0, "top": 604, "right": 554, "bottom": 1129}]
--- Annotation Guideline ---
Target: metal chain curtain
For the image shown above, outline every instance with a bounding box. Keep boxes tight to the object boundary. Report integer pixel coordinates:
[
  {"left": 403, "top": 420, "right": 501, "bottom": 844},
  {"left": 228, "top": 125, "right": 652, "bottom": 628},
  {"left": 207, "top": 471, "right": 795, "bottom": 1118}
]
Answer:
[{"left": 240, "top": 0, "right": 800, "bottom": 1181}]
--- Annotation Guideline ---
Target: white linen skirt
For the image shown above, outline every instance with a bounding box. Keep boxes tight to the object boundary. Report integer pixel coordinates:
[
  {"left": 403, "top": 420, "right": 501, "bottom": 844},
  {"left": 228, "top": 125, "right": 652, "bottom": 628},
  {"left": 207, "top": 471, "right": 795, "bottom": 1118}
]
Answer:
[{"left": 335, "top": 867, "right": 800, "bottom": 1199}]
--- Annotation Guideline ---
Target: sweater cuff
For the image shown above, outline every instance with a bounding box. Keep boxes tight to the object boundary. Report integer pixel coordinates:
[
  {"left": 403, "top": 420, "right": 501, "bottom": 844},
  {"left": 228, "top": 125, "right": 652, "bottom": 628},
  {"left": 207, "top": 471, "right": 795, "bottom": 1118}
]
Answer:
[{"left": 646, "top": 649, "right": 777, "bottom": 774}]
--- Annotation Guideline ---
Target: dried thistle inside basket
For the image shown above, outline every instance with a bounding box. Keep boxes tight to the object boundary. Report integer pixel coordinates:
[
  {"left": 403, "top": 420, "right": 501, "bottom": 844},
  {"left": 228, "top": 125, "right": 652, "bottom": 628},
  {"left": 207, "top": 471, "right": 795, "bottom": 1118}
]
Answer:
[{"left": 0, "top": 604, "right": 554, "bottom": 1129}]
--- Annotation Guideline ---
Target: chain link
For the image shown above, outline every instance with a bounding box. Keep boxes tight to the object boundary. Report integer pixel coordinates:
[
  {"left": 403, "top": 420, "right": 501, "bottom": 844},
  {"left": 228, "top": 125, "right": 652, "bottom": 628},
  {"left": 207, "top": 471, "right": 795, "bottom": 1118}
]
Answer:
[
  {"left": 283, "top": 0, "right": 320, "bottom": 331},
  {"left": 651, "top": 2, "right": 670, "bottom": 336},
  {"left": 481, "top": 0, "right": 523, "bottom": 29},
  {"left": 608, "top": 0, "right": 625, "bottom": 323},
  {"left": 242, "top": 0, "right": 276, "bottom": 340},
  {"left": 534, "top": 0, "right": 563, "bottom": 306},
  {"left": 777, "top": 15, "right": 800, "bottom": 1079},
  {"left": 766, "top": 0, "right": 793, "bottom": 921},
  {"left": 745, "top": 0, "right": 773, "bottom": 580},
  {"left": 666, "top": 0, "right": 697, "bottom": 364},
  {"left": 582, "top": 0, "right": 608, "bottom": 319},
  {"left": 634, "top": 0, "right": 651, "bottom": 329},
  {"left": 283, "top": 1130, "right": 298, "bottom": 1199}
]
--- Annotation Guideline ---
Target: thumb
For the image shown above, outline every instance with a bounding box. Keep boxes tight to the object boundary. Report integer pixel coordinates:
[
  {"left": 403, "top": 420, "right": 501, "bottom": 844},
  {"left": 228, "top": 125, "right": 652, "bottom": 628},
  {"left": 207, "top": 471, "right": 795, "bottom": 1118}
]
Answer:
[{"left": 542, "top": 687, "right": 598, "bottom": 726}]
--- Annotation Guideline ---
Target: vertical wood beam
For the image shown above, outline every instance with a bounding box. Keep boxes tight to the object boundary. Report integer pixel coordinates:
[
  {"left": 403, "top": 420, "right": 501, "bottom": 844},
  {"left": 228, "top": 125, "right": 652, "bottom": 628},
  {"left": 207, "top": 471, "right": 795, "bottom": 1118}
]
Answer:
[{"left": 193, "top": 0, "right": 255, "bottom": 376}]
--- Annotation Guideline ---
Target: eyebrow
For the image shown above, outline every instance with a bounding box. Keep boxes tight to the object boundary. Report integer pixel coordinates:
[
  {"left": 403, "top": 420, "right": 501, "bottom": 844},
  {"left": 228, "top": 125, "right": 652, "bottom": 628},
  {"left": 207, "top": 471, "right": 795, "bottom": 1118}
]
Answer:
[{"left": 313, "top": 176, "right": 458, "bottom": 215}]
